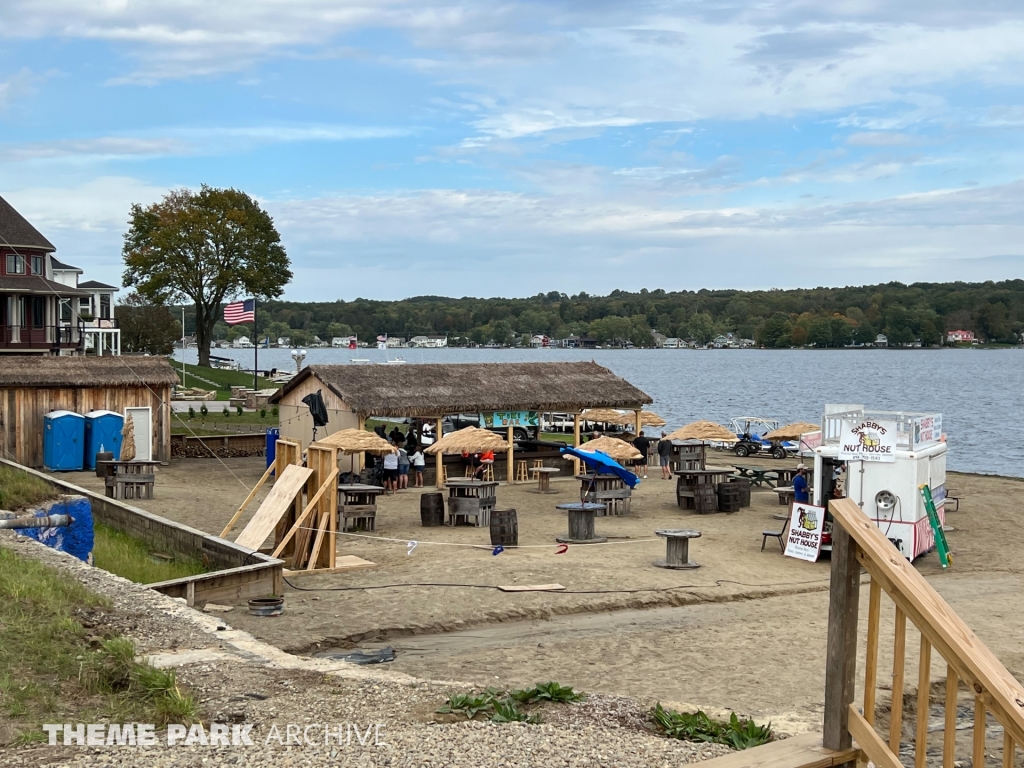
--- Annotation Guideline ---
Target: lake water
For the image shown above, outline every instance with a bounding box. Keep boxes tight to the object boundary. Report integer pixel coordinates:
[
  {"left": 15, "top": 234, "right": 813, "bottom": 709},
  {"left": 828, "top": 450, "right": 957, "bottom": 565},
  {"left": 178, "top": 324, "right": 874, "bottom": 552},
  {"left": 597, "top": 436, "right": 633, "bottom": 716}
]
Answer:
[{"left": 173, "top": 347, "right": 1024, "bottom": 478}]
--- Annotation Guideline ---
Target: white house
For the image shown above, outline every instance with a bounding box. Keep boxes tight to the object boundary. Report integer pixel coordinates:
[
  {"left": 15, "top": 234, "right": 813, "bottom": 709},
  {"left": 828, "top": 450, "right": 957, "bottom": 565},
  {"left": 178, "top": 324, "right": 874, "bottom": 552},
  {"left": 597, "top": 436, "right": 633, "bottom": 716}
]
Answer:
[
  {"left": 662, "top": 337, "right": 681, "bottom": 349},
  {"left": 50, "top": 257, "right": 121, "bottom": 356},
  {"left": 875, "top": 334, "right": 888, "bottom": 347},
  {"left": 946, "top": 329, "right": 976, "bottom": 344},
  {"left": 408, "top": 334, "right": 448, "bottom": 348},
  {"left": 231, "top": 335, "right": 252, "bottom": 348}
]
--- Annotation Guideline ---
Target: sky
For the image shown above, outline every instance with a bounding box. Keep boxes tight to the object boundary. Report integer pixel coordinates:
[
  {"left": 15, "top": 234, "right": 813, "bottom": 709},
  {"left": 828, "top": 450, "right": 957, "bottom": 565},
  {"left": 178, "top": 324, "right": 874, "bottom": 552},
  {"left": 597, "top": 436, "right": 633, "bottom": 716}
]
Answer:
[{"left": 1, "top": 1, "right": 1023, "bottom": 301}]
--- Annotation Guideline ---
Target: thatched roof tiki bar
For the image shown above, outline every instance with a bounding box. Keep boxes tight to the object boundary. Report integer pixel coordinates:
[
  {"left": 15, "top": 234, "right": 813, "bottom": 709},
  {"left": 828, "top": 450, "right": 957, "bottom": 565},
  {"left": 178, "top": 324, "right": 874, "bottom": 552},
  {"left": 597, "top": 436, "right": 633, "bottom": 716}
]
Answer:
[{"left": 269, "top": 362, "right": 652, "bottom": 487}]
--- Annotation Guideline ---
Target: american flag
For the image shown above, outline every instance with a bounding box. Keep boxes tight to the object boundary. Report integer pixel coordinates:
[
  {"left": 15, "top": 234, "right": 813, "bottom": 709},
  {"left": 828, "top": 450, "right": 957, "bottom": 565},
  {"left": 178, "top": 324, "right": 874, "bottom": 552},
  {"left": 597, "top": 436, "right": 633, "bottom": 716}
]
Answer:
[{"left": 224, "top": 299, "right": 255, "bottom": 325}]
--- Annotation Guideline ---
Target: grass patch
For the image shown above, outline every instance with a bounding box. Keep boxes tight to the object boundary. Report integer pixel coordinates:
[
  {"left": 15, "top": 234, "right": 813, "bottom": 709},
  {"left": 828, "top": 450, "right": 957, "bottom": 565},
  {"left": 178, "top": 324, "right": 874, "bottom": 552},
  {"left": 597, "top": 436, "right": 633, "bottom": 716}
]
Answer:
[
  {"left": 0, "top": 465, "right": 60, "bottom": 512},
  {"left": 93, "top": 523, "right": 207, "bottom": 584},
  {"left": 177, "top": 362, "right": 279, "bottom": 400},
  {"left": 437, "top": 682, "right": 585, "bottom": 724},
  {"left": 650, "top": 704, "right": 773, "bottom": 750},
  {"left": 0, "top": 548, "right": 197, "bottom": 743}
]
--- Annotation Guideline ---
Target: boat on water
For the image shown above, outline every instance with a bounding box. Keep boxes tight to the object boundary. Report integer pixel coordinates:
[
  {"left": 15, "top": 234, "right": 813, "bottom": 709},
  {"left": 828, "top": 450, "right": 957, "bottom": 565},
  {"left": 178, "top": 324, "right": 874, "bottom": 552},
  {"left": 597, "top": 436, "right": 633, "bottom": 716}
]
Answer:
[
  {"left": 381, "top": 357, "right": 407, "bottom": 365},
  {"left": 350, "top": 358, "right": 371, "bottom": 363}
]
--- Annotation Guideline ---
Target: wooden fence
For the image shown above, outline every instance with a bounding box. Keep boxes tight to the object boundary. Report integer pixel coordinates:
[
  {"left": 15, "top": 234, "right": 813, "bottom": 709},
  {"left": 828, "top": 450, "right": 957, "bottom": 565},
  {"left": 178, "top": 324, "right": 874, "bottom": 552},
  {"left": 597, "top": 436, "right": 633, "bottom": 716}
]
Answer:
[{"left": 823, "top": 497, "right": 1024, "bottom": 768}]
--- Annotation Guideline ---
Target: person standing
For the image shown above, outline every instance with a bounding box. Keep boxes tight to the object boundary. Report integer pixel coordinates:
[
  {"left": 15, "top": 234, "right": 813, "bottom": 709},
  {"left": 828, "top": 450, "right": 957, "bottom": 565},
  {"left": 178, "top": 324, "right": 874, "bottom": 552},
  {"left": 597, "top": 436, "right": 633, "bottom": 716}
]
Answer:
[
  {"left": 397, "top": 444, "right": 410, "bottom": 490},
  {"left": 632, "top": 431, "right": 651, "bottom": 479},
  {"left": 410, "top": 447, "right": 425, "bottom": 487},
  {"left": 382, "top": 442, "right": 399, "bottom": 494},
  {"left": 657, "top": 432, "right": 673, "bottom": 479},
  {"left": 793, "top": 464, "right": 810, "bottom": 505}
]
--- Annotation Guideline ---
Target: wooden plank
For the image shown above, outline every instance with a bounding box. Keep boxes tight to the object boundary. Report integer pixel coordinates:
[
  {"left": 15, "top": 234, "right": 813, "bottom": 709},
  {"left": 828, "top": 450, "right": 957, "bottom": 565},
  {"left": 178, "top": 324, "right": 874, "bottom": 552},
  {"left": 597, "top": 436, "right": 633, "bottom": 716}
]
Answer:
[
  {"left": 283, "top": 555, "right": 375, "bottom": 576},
  {"left": 1003, "top": 731, "right": 1014, "bottom": 768},
  {"left": 891, "top": 607, "right": 908, "bottom": 752},
  {"left": 685, "top": 732, "right": 859, "bottom": 768},
  {"left": 916, "top": 635, "right": 932, "bottom": 768},
  {"left": 497, "top": 583, "right": 566, "bottom": 592},
  {"left": 848, "top": 705, "right": 904, "bottom": 768},
  {"left": 831, "top": 497, "right": 1024, "bottom": 746},
  {"left": 235, "top": 464, "right": 313, "bottom": 549},
  {"left": 218, "top": 460, "right": 276, "bottom": 536},
  {"left": 974, "top": 697, "right": 987, "bottom": 768},
  {"left": 305, "top": 511, "right": 330, "bottom": 571},
  {"left": 270, "top": 468, "right": 338, "bottom": 559},
  {"left": 944, "top": 665, "right": 959, "bottom": 768},
  {"left": 824, "top": 522, "right": 861, "bottom": 754},
  {"left": 865, "top": 579, "right": 882, "bottom": 726}
]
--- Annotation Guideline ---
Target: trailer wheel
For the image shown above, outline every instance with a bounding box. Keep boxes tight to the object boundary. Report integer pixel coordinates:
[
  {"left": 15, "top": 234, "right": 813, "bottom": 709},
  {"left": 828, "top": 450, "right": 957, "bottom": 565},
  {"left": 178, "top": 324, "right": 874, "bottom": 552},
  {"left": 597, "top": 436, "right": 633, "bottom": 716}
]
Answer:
[
  {"left": 772, "top": 446, "right": 787, "bottom": 460},
  {"left": 735, "top": 444, "right": 750, "bottom": 458}
]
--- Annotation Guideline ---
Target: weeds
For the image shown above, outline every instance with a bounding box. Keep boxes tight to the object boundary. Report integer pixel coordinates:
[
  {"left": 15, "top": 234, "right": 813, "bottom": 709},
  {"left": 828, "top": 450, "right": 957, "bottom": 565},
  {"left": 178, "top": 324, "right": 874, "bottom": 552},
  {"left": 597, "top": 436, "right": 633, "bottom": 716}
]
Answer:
[
  {"left": 650, "top": 704, "right": 773, "bottom": 749},
  {"left": 92, "top": 523, "right": 207, "bottom": 584},
  {"left": 437, "top": 682, "right": 583, "bottom": 724},
  {"left": 0, "top": 465, "right": 60, "bottom": 511}
]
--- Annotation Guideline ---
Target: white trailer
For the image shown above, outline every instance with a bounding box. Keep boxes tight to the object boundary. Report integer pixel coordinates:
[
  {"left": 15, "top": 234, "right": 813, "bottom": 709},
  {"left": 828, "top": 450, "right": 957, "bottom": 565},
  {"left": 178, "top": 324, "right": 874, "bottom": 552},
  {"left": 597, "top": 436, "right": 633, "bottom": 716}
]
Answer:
[{"left": 813, "top": 406, "right": 946, "bottom": 562}]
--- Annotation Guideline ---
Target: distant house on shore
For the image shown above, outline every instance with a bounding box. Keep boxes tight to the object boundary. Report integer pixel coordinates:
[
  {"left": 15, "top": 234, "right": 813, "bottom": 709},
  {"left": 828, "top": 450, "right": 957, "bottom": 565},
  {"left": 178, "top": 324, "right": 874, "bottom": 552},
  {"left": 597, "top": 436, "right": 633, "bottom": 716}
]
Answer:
[
  {"left": 875, "top": 334, "right": 888, "bottom": 347},
  {"left": 946, "top": 329, "right": 976, "bottom": 344},
  {"left": 408, "top": 334, "right": 447, "bottom": 348}
]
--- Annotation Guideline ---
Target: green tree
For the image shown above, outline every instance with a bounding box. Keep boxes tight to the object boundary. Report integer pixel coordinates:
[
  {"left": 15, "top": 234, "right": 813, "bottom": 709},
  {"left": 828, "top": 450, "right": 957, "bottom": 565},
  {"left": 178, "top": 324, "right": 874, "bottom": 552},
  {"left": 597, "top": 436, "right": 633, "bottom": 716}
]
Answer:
[
  {"left": 122, "top": 185, "right": 292, "bottom": 367},
  {"left": 115, "top": 291, "right": 183, "bottom": 355},
  {"left": 226, "top": 325, "right": 250, "bottom": 342},
  {"left": 756, "top": 313, "right": 793, "bottom": 348},
  {"left": 687, "top": 312, "right": 715, "bottom": 346}
]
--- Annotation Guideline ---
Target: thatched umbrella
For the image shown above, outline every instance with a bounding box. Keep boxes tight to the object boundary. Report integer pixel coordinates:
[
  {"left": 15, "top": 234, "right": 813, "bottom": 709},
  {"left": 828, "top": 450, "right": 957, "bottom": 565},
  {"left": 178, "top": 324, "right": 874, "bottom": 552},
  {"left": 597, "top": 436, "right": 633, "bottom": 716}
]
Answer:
[
  {"left": 612, "top": 409, "right": 666, "bottom": 428},
  {"left": 581, "top": 408, "right": 627, "bottom": 424},
  {"left": 120, "top": 414, "right": 136, "bottom": 461},
  {"left": 665, "top": 420, "right": 738, "bottom": 443},
  {"left": 575, "top": 435, "right": 642, "bottom": 462},
  {"left": 316, "top": 429, "right": 396, "bottom": 455},
  {"left": 763, "top": 422, "right": 820, "bottom": 441},
  {"left": 424, "top": 426, "right": 511, "bottom": 455}
]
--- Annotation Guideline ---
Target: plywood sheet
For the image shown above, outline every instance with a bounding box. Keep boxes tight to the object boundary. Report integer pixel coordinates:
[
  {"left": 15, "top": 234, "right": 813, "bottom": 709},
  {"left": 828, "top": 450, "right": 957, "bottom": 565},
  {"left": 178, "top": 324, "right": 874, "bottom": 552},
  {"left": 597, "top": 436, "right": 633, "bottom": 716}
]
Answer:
[
  {"left": 283, "top": 555, "right": 376, "bottom": 575},
  {"left": 235, "top": 465, "right": 313, "bottom": 549}
]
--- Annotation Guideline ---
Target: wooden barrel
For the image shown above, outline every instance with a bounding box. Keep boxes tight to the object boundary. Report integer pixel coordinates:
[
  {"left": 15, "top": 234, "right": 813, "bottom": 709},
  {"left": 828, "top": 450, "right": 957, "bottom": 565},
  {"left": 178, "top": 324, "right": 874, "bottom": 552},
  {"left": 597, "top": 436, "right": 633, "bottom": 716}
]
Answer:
[
  {"left": 729, "top": 477, "right": 751, "bottom": 507},
  {"left": 718, "top": 483, "right": 742, "bottom": 513},
  {"left": 694, "top": 485, "right": 718, "bottom": 514},
  {"left": 420, "top": 492, "right": 445, "bottom": 527},
  {"left": 95, "top": 451, "right": 114, "bottom": 478},
  {"left": 489, "top": 508, "right": 519, "bottom": 547}
]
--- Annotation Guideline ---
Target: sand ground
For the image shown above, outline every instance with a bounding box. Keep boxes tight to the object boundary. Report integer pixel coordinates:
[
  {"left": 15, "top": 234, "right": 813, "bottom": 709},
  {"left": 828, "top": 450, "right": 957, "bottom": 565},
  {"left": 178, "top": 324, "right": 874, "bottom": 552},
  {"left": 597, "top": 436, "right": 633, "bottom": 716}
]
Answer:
[{"left": 57, "top": 455, "right": 1024, "bottom": 731}]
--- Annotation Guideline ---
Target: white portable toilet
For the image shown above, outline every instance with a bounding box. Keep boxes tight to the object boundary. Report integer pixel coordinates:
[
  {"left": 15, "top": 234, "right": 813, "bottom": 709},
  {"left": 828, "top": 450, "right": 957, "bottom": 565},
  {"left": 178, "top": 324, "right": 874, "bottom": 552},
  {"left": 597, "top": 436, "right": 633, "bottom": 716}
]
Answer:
[{"left": 814, "top": 406, "right": 945, "bottom": 562}]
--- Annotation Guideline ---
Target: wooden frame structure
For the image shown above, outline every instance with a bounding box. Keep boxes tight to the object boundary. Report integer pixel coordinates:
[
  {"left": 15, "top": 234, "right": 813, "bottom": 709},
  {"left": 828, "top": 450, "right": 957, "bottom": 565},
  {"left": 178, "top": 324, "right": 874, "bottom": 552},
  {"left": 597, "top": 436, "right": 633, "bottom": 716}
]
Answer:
[{"left": 220, "top": 437, "right": 341, "bottom": 574}]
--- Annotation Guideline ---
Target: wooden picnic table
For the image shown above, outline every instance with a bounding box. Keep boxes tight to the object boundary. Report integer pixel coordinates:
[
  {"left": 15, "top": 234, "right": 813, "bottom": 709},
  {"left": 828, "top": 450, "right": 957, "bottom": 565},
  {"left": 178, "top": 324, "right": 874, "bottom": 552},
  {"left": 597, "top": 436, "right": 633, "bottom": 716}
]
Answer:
[
  {"left": 445, "top": 479, "right": 498, "bottom": 527},
  {"left": 529, "top": 466, "right": 560, "bottom": 493},
  {"left": 732, "top": 464, "right": 780, "bottom": 488},
  {"left": 337, "top": 483, "right": 385, "bottom": 531},
  {"left": 101, "top": 459, "right": 160, "bottom": 500},
  {"left": 576, "top": 473, "right": 632, "bottom": 516}
]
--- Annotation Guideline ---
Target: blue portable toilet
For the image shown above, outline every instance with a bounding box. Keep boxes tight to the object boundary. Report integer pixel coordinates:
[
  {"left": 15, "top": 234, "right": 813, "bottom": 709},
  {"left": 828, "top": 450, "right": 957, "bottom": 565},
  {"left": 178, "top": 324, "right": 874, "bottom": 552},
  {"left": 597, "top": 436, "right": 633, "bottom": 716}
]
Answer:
[
  {"left": 43, "top": 410, "right": 85, "bottom": 472},
  {"left": 84, "top": 410, "right": 124, "bottom": 470},
  {"left": 266, "top": 428, "right": 280, "bottom": 471}
]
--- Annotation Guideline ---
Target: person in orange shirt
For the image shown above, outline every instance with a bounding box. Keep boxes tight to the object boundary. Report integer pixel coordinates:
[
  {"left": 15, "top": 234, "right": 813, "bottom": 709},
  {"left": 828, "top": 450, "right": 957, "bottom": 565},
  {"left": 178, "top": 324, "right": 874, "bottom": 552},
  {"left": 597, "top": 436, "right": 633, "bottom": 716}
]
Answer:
[{"left": 476, "top": 449, "right": 495, "bottom": 478}]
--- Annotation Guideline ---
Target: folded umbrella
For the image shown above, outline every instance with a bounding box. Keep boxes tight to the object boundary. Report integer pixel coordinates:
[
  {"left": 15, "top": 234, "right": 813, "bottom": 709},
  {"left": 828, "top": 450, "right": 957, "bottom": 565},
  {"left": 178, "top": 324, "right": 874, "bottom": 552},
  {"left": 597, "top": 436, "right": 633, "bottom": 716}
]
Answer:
[{"left": 560, "top": 446, "right": 640, "bottom": 488}]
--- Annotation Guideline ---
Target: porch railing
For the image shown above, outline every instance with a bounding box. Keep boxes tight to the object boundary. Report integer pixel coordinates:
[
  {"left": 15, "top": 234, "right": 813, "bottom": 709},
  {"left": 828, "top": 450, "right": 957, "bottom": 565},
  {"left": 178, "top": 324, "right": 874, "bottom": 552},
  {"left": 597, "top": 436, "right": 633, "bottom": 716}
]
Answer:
[
  {"left": 0, "top": 324, "right": 82, "bottom": 349},
  {"left": 824, "top": 497, "right": 1024, "bottom": 768}
]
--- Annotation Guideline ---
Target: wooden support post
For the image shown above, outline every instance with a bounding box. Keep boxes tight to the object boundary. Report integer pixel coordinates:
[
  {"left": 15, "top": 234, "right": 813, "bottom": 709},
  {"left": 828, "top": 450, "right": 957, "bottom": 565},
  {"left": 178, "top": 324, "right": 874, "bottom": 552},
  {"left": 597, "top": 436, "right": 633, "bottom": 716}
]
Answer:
[
  {"left": 1003, "top": 731, "right": 1015, "bottom": 768},
  {"left": 916, "top": 635, "right": 932, "bottom": 768},
  {"left": 973, "top": 697, "right": 987, "bottom": 768},
  {"left": 634, "top": 408, "right": 642, "bottom": 437},
  {"left": 573, "top": 412, "right": 581, "bottom": 477},
  {"left": 507, "top": 425, "right": 514, "bottom": 484},
  {"left": 891, "top": 608, "right": 908, "bottom": 752},
  {"left": 435, "top": 417, "right": 444, "bottom": 488},
  {"left": 865, "top": 579, "right": 882, "bottom": 725},
  {"left": 823, "top": 521, "right": 861, "bottom": 758},
  {"left": 944, "top": 665, "right": 959, "bottom": 768},
  {"left": 357, "top": 414, "right": 366, "bottom": 473}
]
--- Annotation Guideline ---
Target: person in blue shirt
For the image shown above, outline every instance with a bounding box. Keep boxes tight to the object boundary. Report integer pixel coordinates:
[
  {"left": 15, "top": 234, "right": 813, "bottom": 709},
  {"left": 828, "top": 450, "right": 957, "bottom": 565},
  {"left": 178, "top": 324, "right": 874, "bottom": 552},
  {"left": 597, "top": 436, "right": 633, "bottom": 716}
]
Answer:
[{"left": 792, "top": 464, "right": 810, "bottom": 504}]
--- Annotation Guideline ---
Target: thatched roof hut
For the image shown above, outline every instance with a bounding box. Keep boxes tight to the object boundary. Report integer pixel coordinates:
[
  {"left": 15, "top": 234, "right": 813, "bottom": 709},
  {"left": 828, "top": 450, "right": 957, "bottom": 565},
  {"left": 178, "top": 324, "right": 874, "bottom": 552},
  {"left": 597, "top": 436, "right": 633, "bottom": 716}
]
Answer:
[
  {"left": 0, "top": 356, "right": 177, "bottom": 467},
  {"left": 425, "top": 427, "right": 511, "bottom": 455},
  {"left": 271, "top": 362, "right": 650, "bottom": 419}
]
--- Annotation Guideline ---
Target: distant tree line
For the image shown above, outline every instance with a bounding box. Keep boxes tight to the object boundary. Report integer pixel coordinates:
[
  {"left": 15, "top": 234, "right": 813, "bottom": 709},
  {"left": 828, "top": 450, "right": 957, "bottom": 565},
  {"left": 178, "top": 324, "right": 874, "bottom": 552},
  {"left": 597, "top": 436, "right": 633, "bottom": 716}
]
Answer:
[{"left": 180, "top": 281, "right": 1024, "bottom": 348}]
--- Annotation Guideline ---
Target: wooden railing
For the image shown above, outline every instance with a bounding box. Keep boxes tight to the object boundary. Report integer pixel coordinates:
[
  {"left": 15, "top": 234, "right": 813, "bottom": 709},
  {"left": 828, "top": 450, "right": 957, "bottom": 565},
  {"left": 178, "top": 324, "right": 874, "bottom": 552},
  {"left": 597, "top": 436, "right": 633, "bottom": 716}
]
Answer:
[{"left": 824, "top": 497, "right": 1024, "bottom": 768}]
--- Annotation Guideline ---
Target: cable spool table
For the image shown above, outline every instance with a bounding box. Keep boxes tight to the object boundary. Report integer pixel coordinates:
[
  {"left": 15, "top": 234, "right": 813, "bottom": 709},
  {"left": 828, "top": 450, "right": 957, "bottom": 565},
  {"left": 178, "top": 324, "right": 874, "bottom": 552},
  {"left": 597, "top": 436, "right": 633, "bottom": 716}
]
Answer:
[
  {"left": 555, "top": 502, "right": 607, "bottom": 544},
  {"left": 653, "top": 529, "right": 701, "bottom": 569}
]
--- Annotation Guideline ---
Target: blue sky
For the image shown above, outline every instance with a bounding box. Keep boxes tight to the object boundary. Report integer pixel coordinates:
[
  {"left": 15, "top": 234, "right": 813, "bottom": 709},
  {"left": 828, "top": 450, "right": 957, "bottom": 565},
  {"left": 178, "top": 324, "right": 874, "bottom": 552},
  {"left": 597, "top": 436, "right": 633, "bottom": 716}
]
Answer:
[{"left": 1, "top": 1, "right": 1023, "bottom": 300}]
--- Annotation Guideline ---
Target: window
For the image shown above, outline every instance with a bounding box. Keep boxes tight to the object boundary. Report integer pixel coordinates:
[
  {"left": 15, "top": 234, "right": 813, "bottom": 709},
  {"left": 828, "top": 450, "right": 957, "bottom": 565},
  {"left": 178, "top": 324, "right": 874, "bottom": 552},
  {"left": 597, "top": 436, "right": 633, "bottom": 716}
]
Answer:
[
  {"left": 100, "top": 293, "right": 111, "bottom": 319},
  {"left": 60, "top": 299, "right": 71, "bottom": 322},
  {"left": 29, "top": 297, "right": 45, "bottom": 327},
  {"left": 79, "top": 297, "right": 92, "bottom": 316},
  {"left": 6, "top": 254, "right": 25, "bottom": 274},
  {"left": 31, "top": 255, "right": 43, "bottom": 275}
]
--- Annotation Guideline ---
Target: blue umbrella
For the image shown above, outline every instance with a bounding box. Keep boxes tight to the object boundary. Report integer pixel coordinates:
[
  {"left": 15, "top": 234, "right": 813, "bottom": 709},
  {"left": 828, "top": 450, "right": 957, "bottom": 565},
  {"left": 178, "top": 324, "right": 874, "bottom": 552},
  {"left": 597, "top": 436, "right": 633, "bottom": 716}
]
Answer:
[{"left": 560, "top": 446, "right": 640, "bottom": 488}]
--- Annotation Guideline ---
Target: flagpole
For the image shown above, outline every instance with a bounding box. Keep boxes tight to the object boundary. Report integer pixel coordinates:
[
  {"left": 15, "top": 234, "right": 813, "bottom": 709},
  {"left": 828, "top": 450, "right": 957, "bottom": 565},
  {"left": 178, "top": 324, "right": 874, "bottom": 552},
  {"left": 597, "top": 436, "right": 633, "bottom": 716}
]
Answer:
[{"left": 253, "top": 297, "right": 258, "bottom": 391}]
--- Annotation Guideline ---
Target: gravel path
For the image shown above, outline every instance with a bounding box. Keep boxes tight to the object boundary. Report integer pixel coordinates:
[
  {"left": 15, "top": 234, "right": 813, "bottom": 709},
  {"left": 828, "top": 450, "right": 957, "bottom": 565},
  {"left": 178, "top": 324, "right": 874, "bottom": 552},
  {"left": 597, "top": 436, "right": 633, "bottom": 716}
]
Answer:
[{"left": 1, "top": 533, "right": 738, "bottom": 767}]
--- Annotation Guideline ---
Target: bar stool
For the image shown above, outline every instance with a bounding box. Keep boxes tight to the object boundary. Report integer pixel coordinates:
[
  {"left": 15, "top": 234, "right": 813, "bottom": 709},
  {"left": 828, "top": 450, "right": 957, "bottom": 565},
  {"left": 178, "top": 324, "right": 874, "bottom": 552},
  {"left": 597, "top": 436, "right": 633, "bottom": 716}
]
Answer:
[
  {"left": 532, "top": 459, "right": 544, "bottom": 469},
  {"left": 481, "top": 463, "right": 495, "bottom": 482},
  {"left": 515, "top": 460, "right": 529, "bottom": 482}
]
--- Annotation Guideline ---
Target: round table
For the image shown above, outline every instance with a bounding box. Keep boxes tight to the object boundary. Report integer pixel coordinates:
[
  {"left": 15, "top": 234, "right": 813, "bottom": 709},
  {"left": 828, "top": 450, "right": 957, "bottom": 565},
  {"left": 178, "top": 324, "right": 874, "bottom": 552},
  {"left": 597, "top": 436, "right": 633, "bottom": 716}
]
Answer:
[
  {"left": 653, "top": 529, "right": 701, "bottom": 569},
  {"left": 529, "top": 467, "right": 561, "bottom": 493},
  {"left": 555, "top": 502, "right": 607, "bottom": 544}
]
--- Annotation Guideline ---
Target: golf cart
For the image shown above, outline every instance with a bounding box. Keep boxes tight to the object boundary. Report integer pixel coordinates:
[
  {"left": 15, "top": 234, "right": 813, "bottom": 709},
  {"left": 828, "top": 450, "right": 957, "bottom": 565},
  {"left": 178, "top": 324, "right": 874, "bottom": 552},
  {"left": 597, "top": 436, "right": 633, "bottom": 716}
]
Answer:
[{"left": 730, "top": 417, "right": 793, "bottom": 459}]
